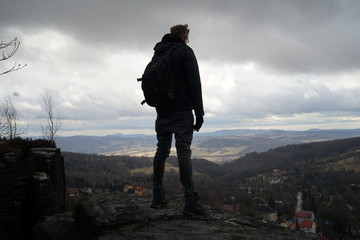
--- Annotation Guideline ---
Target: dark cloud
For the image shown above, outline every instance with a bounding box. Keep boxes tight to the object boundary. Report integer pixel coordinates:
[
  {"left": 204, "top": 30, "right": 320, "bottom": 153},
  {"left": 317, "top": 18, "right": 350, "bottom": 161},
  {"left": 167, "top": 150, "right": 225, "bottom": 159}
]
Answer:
[
  {"left": 2, "top": 0, "right": 360, "bottom": 73},
  {"left": 192, "top": 0, "right": 360, "bottom": 73}
]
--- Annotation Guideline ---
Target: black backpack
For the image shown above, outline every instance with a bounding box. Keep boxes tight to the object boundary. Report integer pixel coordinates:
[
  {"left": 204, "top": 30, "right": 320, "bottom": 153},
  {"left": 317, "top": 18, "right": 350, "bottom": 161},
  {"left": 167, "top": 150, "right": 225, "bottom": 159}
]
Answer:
[{"left": 138, "top": 44, "right": 183, "bottom": 107}]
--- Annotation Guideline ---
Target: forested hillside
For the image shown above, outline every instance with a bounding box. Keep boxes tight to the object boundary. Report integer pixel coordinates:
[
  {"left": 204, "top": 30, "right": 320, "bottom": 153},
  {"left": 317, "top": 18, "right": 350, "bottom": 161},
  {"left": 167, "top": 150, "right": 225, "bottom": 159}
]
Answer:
[
  {"left": 64, "top": 137, "right": 360, "bottom": 187},
  {"left": 63, "top": 152, "right": 153, "bottom": 189},
  {"left": 221, "top": 136, "right": 360, "bottom": 181}
]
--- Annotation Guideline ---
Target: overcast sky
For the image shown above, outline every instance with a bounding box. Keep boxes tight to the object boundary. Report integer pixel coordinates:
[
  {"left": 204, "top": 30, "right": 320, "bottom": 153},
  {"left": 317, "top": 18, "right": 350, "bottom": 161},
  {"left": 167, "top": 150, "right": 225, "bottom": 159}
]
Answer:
[{"left": 1, "top": 0, "right": 360, "bottom": 136}]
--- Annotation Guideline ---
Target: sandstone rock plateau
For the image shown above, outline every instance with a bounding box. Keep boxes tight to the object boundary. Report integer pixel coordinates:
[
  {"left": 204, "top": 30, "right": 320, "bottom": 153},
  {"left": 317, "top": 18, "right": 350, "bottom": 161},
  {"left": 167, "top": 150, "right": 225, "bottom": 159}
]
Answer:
[{"left": 34, "top": 193, "right": 315, "bottom": 240}]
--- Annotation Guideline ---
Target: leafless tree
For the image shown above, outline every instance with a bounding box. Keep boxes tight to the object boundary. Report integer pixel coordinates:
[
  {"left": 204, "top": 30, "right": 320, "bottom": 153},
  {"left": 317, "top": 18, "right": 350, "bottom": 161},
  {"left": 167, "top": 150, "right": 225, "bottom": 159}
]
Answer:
[
  {"left": 0, "top": 37, "right": 27, "bottom": 75},
  {"left": 0, "top": 112, "right": 6, "bottom": 138},
  {"left": 40, "top": 92, "right": 62, "bottom": 141},
  {"left": 0, "top": 97, "right": 28, "bottom": 139}
]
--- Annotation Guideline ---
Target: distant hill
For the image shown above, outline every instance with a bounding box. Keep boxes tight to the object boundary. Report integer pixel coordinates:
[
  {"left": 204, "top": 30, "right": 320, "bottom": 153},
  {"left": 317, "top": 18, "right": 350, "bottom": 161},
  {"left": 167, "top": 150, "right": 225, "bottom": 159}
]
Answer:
[
  {"left": 56, "top": 133, "right": 157, "bottom": 156},
  {"left": 63, "top": 136, "right": 360, "bottom": 186},
  {"left": 56, "top": 128, "right": 360, "bottom": 162}
]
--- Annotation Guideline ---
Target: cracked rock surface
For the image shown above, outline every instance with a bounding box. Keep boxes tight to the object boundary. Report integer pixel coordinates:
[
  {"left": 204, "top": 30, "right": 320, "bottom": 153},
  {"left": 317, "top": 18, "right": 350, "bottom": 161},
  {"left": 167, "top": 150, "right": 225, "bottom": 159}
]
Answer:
[{"left": 33, "top": 193, "right": 315, "bottom": 240}]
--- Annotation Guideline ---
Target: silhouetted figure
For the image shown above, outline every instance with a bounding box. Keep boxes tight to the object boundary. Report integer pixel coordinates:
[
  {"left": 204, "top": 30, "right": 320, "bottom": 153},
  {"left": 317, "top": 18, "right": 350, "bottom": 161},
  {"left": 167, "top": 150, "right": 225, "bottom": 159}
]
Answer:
[{"left": 150, "top": 24, "right": 205, "bottom": 216}]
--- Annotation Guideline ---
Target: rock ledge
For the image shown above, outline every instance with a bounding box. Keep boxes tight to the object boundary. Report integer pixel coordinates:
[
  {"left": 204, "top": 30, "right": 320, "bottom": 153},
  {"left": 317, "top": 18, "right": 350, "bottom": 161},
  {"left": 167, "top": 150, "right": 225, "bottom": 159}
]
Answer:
[{"left": 34, "top": 193, "right": 315, "bottom": 240}]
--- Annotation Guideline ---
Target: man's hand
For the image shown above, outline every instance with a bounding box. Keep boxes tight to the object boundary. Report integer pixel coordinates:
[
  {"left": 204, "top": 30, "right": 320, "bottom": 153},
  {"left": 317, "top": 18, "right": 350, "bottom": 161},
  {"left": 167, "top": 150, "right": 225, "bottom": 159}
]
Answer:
[{"left": 193, "top": 115, "right": 204, "bottom": 132}]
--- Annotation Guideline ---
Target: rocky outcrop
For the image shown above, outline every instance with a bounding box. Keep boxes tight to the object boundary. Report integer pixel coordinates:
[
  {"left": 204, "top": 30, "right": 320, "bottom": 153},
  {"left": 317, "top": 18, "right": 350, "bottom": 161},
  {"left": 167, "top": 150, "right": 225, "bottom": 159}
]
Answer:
[
  {"left": 0, "top": 152, "right": 27, "bottom": 239},
  {"left": 34, "top": 193, "right": 316, "bottom": 240},
  {"left": 0, "top": 147, "right": 65, "bottom": 240},
  {"left": 28, "top": 148, "right": 65, "bottom": 221}
]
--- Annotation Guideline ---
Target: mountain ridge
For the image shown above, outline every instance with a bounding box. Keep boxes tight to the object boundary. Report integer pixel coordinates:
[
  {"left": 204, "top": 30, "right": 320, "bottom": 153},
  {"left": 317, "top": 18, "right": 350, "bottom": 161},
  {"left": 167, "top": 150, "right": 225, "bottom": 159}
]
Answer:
[{"left": 56, "top": 128, "right": 360, "bottom": 162}]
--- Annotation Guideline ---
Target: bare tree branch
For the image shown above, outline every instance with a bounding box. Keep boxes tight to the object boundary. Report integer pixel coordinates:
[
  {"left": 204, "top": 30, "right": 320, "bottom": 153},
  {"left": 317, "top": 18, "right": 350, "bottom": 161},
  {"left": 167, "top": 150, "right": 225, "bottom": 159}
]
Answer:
[
  {"left": 0, "top": 61, "right": 27, "bottom": 75},
  {"left": 0, "top": 38, "right": 20, "bottom": 61},
  {"left": 0, "top": 37, "right": 27, "bottom": 75},
  {"left": 0, "top": 97, "right": 28, "bottom": 139},
  {"left": 0, "top": 113, "right": 8, "bottom": 137},
  {"left": 40, "top": 92, "right": 62, "bottom": 142}
]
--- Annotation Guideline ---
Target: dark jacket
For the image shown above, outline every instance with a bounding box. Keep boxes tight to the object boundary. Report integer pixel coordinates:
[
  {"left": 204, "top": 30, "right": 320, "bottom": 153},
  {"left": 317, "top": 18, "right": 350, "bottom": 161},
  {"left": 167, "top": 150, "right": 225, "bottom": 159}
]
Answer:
[{"left": 153, "top": 34, "right": 204, "bottom": 117}]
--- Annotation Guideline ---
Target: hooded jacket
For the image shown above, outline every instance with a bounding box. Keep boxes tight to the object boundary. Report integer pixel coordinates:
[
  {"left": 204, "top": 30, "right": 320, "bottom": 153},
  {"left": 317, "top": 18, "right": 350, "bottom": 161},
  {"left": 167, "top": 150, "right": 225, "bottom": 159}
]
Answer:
[{"left": 153, "top": 33, "right": 204, "bottom": 117}]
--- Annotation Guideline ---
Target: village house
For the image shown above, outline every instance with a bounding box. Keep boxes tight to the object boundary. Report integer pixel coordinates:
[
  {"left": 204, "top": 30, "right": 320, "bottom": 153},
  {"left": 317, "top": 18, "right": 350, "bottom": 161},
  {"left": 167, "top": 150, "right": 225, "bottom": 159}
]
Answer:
[
  {"left": 123, "top": 185, "right": 134, "bottom": 194},
  {"left": 134, "top": 186, "right": 144, "bottom": 196},
  {"left": 295, "top": 210, "right": 315, "bottom": 222},
  {"left": 247, "top": 169, "right": 288, "bottom": 185},
  {"left": 270, "top": 178, "right": 281, "bottom": 184},
  {"left": 348, "top": 222, "right": 360, "bottom": 238},
  {"left": 221, "top": 196, "right": 240, "bottom": 212},
  {"left": 294, "top": 210, "right": 316, "bottom": 234},
  {"left": 278, "top": 217, "right": 289, "bottom": 228},
  {"left": 272, "top": 169, "right": 288, "bottom": 177},
  {"left": 299, "top": 220, "right": 316, "bottom": 234},
  {"left": 81, "top": 186, "right": 92, "bottom": 195},
  {"left": 255, "top": 205, "right": 278, "bottom": 223},
  {"left": 350, "top": 183, "right": 360, "bottom": 193},
  {"left": 66, "top": 188, "right": 79, "bottom": 198}
]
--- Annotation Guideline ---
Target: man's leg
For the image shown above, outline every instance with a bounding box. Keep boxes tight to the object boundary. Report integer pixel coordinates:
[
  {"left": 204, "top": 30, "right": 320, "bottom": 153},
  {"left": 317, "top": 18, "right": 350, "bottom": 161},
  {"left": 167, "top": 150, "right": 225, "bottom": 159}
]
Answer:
[
  {"left": 151, "top": 117, "right": 172, "bottom": 209},
  {"left": 174, "top": 129, "right": 195, "bottom": 195},
  {"left": 153, "top": 131, "right": 172, "bottom": 189},
  {"left": 174, "top": 112, "right": 206, "bottom": 215}
]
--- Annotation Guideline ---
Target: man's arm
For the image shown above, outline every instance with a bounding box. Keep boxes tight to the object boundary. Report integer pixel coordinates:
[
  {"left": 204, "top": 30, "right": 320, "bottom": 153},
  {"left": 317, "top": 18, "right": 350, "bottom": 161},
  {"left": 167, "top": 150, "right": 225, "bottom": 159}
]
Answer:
[{"left": 185, "top": 47, "right": 204, "bottom": 117}]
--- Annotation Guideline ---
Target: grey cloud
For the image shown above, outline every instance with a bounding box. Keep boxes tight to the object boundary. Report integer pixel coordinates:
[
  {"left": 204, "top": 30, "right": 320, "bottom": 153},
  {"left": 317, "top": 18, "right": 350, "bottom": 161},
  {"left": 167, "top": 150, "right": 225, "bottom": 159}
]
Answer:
[
  {"left": 2, "top": 0, "right": 360, "bottom": 74},
  {"left": 1, "top": 0, "right": 173, "bottom": 51},
  {"left": 196, "top": 0, "right": 360, "bottom": 74}
]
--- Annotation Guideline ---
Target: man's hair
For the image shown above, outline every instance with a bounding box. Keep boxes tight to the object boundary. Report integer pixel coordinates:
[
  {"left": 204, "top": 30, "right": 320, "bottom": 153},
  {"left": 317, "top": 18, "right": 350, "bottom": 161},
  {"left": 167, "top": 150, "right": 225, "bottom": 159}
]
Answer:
[{"left": 170, "top": 24, "right": 190, "bottom": 38}]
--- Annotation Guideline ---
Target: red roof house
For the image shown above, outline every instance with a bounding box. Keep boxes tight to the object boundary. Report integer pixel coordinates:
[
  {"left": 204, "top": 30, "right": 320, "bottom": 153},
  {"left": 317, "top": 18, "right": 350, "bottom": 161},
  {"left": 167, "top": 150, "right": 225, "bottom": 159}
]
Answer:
[
  {"left": 295, "top": 210, "right": 315, "bottom": 222},
  {"left": 294, "top": 210, "right": 316, "bottom": 234},
  {"left": 123, "top": 185, "right": 134, "bottom": 193},
  {"left": 299, "top": 220, "right": 316, "bottom": 234},
  {"left": 135, "top": 186, "right": 144, "bottom": 196},
  {"left": 66, "top": 188, "right": 79, "bottom": 198}
]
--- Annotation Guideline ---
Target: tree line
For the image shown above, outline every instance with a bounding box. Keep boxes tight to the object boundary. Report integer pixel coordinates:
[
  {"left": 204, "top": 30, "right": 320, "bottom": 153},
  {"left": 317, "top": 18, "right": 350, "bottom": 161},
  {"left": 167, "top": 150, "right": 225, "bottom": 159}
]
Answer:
[{"left": 0, "top": 93, "right": 62, "bottom": 141}]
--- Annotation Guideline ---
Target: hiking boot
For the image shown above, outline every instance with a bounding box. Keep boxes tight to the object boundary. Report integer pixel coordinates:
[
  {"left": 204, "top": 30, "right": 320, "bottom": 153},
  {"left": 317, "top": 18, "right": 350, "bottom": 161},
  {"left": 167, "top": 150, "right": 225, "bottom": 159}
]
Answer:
[
  {"left": 150, "top": 190, "right": 168, "bottom": 209},
  {"left": 183, "top": 192, "right": 206, "bottom": 216}
]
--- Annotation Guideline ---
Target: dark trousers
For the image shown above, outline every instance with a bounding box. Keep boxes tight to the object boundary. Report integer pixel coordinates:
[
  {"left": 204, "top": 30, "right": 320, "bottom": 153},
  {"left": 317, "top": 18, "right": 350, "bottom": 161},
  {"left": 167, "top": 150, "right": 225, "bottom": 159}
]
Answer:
[{"left": 153, "top": 110, "right": 195, "bottom": 196}]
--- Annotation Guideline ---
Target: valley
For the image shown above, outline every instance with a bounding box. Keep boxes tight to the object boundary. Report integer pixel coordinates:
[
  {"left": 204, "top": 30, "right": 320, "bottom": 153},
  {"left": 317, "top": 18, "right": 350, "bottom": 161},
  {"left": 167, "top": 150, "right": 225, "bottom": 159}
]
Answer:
[{"left": 63, "top": 135, "right": 360, "bottom": 239}]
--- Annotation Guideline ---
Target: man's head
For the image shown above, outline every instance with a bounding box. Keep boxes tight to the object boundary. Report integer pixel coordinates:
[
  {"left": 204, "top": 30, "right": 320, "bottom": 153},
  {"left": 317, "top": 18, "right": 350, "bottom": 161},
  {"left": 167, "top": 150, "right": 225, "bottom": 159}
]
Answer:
[{"left": 170, "top": 24, "right": 190, "bottom": 44}]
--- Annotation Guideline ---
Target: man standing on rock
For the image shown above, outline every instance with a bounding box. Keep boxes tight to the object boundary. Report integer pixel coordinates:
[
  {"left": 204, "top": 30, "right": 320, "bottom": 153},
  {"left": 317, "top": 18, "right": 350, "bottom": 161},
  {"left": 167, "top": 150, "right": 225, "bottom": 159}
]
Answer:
[{"left": 149, "top": 24, "right": 206, "bottom": 216}]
